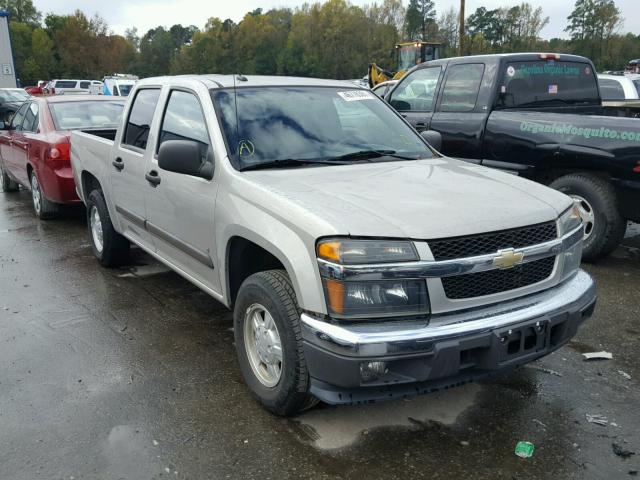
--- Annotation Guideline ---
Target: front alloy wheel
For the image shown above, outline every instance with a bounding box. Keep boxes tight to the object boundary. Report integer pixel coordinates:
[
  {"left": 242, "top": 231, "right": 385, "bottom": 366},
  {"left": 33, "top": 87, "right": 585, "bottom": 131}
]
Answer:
[
  {"left": 243, "top": 303, "right": 283, "bottom": 387},
  {"left": 571, "top": 194, "right": 595, "bottom": 241}
]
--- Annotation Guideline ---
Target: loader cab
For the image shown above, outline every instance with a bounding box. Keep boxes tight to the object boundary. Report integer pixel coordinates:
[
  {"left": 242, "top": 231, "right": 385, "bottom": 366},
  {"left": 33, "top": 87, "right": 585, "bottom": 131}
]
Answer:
[{"left": 396, "top": 42, "right": 442, "bottom": 73}]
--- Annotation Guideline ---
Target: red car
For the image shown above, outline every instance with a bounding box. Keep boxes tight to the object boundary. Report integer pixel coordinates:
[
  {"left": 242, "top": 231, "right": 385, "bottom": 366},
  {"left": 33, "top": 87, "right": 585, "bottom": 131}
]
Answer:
[{"left": 0, "top": 95, "right": 125, "bottom": 218}]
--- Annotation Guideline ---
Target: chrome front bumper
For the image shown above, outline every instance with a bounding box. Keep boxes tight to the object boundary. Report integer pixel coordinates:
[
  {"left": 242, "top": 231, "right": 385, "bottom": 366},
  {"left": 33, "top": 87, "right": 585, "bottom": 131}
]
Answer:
[{"left": 301, "top": 269, "right": 596, "bottom": 358}]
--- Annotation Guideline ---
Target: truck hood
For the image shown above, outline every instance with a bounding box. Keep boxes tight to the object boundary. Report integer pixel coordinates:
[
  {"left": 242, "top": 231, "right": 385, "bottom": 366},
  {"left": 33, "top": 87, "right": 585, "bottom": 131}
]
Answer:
[{"left": 244, "top": 157, "right": 572, "bottom": 240}]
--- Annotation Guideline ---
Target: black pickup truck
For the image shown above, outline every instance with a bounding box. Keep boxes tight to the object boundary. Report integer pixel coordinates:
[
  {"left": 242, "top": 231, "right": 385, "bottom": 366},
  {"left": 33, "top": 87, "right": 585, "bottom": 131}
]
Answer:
[{"left": 385, "top": 53, "right": 640, "bottom": 260}]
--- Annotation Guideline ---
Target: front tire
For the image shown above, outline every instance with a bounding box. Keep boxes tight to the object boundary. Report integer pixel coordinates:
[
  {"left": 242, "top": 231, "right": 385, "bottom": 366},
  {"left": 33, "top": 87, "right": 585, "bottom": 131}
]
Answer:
[
  {"left": 234, "top": 270, "right": 317, "bottom": 416},
  {"left": 550, "top": 173, "right": 626, "bottom": 261},
  {"left": 30, "top": 170, "right": 58, "bottom": 219},
  {"left": 86, "top": 189, "right": 130, "bottom": 267},
  {"left": 1, "top": 162, "right": 19, "bottom": 192}
]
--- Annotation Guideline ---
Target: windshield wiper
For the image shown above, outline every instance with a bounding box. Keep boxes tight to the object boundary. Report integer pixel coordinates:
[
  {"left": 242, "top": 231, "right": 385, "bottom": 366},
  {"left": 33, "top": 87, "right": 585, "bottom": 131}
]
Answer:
[
  {"left": 326, "top": 149, "right": 420, "bottom": 162},
  {"left": 239, "top": 158, "right": 341, "bottom": 171}
]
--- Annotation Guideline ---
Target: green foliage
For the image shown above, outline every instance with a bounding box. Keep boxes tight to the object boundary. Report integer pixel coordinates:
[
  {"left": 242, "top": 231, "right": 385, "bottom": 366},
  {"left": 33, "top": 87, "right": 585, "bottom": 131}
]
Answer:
[
  {"left": 404, "top": 0, "right": 435, "bottom": 40},
  {"left": 0, "top": 0, "right": 40, "bottom": 25}
]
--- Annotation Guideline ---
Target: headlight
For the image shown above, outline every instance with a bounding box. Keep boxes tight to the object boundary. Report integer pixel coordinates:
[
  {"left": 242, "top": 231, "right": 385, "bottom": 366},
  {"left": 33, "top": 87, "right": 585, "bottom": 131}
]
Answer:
[
  {"left": 558, "top": 204, "right": 582, "bottom": 236},
  {"left": 317, "top": 238, "right": 428, "bottom": 320},
  {"left": 317, "top": 239, "right": 418, "bottom": 264},
  {"left": 323, "top": 278, "right": 429, "bottom": 319}
]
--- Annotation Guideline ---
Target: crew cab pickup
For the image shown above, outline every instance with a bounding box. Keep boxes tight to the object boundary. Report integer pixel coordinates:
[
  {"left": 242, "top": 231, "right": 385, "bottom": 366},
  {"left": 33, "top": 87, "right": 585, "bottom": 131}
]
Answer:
[
  {"left": 385, "top": 53, "right": 640, "bottom": 261},
  {"left": 71, "top": 75, "right": 596, "bottom": 416}
]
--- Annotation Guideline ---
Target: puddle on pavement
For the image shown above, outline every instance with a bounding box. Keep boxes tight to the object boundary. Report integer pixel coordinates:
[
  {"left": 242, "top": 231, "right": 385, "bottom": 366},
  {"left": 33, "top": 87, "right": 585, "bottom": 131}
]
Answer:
[{"left": 293, "top": 383, "right": 480, "bottom": 450}]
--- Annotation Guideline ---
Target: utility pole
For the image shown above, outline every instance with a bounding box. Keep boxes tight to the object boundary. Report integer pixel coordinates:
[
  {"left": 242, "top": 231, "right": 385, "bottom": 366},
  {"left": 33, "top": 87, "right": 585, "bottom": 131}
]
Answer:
[{"left": 459, "top": 0, "right": 465, "bottom": 56}]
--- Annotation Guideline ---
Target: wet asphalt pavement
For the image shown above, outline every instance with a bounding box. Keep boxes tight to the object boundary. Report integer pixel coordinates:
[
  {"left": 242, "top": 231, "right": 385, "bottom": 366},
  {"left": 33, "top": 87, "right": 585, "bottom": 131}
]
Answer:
[{"left": 0, "top": 188, "right": 639, "bottom": 480}]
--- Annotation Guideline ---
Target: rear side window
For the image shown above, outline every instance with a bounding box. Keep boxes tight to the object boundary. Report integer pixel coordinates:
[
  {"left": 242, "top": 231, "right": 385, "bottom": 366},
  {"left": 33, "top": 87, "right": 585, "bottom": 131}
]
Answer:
[
  {"left": 55, "top": 80, "right": 78, "bottom": 89},
  {"left": 123, "top": 89, "right": 160, "bottom": 150},
  {"left": 389, "top": 67, "right": 441, "bottom": 112},
  {"left": 496, "top": 60, "right": 600, "bottom": 108},
  {"left": 79, "top": 81, "right": 90, "bottom": 89},
  {"left": 21, "top": 103, "right": 39, "bottom": 132},
  {"left": 598, "top": 78, "right": 625, "bottom": 100},
  {"left": 158, "top": 90, "right": 210, "bottom": 163},
  {"left": 440, "top": 64, "right": 485, "bottom": 112}
]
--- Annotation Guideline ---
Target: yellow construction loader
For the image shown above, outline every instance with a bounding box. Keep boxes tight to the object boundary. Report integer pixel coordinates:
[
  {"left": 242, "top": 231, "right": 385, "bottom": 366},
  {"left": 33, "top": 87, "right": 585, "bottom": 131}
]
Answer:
[{"left": 368, "top": 41, "right": 442, "bottom": 88}]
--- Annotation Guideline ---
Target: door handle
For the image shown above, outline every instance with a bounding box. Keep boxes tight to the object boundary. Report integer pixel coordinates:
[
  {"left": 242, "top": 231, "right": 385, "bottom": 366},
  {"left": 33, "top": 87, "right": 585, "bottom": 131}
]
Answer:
[
  {"left": 112, "top": 157, "right": 124, "bottom": 171},
  {"left": 145, "top": 170, "right": 161, "bottom": 186}
]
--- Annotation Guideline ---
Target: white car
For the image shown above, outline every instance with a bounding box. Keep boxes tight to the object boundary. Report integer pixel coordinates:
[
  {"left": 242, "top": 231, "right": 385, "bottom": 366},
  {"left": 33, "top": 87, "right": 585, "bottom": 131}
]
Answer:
[
  {"left": 46, "top": 79, "right": 103, "bottom": 95},
  {"left": 598, "top": 74, "right": 640, "bottom": 100}
]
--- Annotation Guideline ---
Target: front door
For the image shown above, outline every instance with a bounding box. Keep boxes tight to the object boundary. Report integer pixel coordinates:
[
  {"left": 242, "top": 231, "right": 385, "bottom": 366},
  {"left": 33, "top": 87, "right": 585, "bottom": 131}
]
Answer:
[
  {"left": 110, "top": 87, "right": 161, "bottom": 250},
  {"left": 0, "top": 102, "right": 29, "bottom": 182},
  {"left": 13, "top": 102, "right": 39, "bottom": 186},
  {"left": 143, "top": 88, "right": 220, "bottom": 292},
  {"left": 388, "top": 66, "right": 442, "bottom": 132}
]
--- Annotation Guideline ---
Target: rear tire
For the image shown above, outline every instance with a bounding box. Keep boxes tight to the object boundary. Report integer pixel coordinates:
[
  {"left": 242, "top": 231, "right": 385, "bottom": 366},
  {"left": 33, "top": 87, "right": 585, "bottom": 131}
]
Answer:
[
  {"left": 30, "top": 170, "right": 58, "bottom": 219},
  {"left": 549, "top": 173, "right": 626, "bottom": 261},
  {"left": 86, "top": 189, "right": 130, "bottom": 267},
  {"left": 234, "top": 270, "right": 318, "bottom": 416},
  {"left": 0, "top": 162, "right": 18, "bottom": 192}
]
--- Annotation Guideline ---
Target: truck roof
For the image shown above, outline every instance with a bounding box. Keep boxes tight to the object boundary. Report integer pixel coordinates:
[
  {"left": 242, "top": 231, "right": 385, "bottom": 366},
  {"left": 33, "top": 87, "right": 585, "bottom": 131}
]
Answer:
[
  {"left": 419, "top": 52, "right": 593, "bottom": 69},
  {"left": 138, "top": 75, "right": 365, "bottom": 90}
]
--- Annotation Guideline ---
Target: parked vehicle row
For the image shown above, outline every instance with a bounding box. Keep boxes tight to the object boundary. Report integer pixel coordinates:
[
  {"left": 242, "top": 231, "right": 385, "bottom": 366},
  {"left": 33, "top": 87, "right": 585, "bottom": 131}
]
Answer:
[
  {"left": 64, "top": 74, "right": 595, "bottom": 415},
  {"left": 381, "top": 53, "right": 640, "bottom": 261},
  {"left": 0, "top": 95, "right": 125, "bottom": 218}
]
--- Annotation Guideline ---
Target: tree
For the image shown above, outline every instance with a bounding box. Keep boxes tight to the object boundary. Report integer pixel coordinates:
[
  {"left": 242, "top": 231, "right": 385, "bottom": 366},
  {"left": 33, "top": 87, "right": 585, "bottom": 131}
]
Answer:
[
  {"left": 437, "top": 7, "right": 459, "bottom": 57},
  {"left": 0, "top": 0, "right": 40, "bottom": 25},
  {"left": 404, "top": 0, "right": 435, "bottom": 40},
  {"left": 565, "top": 0, "right": 621, "bottom": 64}
]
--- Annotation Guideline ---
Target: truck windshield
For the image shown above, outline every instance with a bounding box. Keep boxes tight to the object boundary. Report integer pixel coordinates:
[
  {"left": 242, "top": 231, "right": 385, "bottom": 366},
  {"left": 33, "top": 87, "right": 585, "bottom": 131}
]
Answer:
[
  {"left": 211, "top": 86, "right": 432, "bottom": 170},
  {"left": 496, "top": 60, "right": 600, "bottom": 108}
]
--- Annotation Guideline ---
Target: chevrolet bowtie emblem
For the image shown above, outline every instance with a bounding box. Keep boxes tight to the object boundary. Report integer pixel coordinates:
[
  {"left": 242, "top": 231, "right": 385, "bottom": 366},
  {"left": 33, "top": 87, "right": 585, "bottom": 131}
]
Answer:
[{"left": 492, "top": 248, "right": 524, "bottom": 269}]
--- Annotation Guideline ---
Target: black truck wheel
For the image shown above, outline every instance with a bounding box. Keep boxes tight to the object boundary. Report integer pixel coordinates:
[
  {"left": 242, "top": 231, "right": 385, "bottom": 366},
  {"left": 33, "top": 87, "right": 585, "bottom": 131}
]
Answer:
[
  {"left": 550, "top": 173, "right": 626, "bottom": 261},
  {"left": 86, "top": 189, "right": 130, "bottom": 267},
  {"left": 1, "top": 162, "right": 19, "bottom": 192},
  {"left": 234, "top": 270, "right": 317, "bottom": 416}
]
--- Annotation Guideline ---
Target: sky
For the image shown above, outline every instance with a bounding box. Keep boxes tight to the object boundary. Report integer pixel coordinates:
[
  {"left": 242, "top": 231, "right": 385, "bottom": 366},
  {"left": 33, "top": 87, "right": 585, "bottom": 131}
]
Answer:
[{"left": 33, "top": 0, "right": 637, "bottom": 39}]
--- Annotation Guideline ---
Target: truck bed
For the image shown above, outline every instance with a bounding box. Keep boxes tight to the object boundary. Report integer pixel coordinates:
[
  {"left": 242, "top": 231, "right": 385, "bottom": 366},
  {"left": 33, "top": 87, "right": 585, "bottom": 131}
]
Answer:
[{"left": 70, "top": 128, "right": 118, "bottom": 202}]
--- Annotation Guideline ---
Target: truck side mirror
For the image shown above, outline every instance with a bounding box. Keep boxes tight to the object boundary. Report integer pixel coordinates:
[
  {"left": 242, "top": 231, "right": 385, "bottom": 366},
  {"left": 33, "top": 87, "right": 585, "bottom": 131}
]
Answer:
[
  {"left": 390, "top": 99, "right": 411, "bottom": 111},
  {"left": 158, "top": 140, "right": 214, "bottom": 180},
  {"left": 421, "top": 130, "right": 442, "bottom": 151}
]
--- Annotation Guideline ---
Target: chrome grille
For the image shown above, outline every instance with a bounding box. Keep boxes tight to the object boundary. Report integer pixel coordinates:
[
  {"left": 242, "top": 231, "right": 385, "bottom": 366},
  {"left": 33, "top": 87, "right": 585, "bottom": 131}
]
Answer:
[
  {"left": 441, "top": 257, "right": 556, "bottom": 299},
  {"left": 428, "top": 222, "right": 557, "bottom": 261}
]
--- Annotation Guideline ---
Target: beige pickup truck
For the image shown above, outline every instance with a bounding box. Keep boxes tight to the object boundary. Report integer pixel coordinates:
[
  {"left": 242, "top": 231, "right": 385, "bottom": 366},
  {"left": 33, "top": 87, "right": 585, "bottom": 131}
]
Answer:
[{"left": 70, "top": 75, "right": 596, "bottom": 416}]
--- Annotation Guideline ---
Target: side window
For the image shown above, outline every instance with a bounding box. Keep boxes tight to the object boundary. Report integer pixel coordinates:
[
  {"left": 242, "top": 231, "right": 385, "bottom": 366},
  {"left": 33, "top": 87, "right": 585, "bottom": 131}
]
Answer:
[
  {"left": 440, "top": 64, "right": 485, "bottom": 112},
  {"left": 22, "top": 103, "right": 39, "bottom": 132},
  {"left": 79, "top": 81, "right": 90, "bottom": 89},
  {"left": 10, "top": 103, "right": 29, "bottom": 131},
  {"left": 599, "top": 78, "right": 625, "bottom": 100},
  {"left": 158, "top": 90, "right": 211, "bottom": 163},
  {"left": 113, "top": 85, "right": 120, "bottom": 96},
  {"left": 389, "top": 67, "right": 441, "bottom": 112},
  {"left": 123, "top": 89, "right": 161, "bottom": 150}
]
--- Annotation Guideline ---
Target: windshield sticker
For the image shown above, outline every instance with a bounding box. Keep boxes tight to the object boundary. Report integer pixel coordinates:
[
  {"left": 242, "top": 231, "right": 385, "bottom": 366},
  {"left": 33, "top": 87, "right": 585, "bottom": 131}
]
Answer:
[
  {"left": 506, "top": 66, "right": 515, "bottom": 77},
  {"left": 548, "top": 84, "right": 558, "bottom": 95},
  {"left": 501, "top": 85, "right": 506, "bottom": 93},
  {"left": 585, "top": 67, "right": 591, "bottom": 75},
  {"left": 337, "top": 90, "right": 375, "bottom": 101},
  {"left": 513, "top": 64, "right": 581, "bottom": 77},
  {"left": 238, "top": 139, "right": 255, "bottom": 157}
]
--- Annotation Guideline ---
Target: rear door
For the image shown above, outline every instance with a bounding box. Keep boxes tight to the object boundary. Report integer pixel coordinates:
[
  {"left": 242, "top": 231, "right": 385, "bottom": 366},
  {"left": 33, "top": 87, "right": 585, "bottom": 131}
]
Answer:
[
  {"left": 143, "top": 86, "right": 220, "bottom": 292},
  {"left": 429, "top": 63, "right": 489, "bottom": 160},
  {"left": 110, "top": 87, "right": 161, "bottom": 250},
  {"left": 387, "top": 66, "right": 443, "bottom": 131}
]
